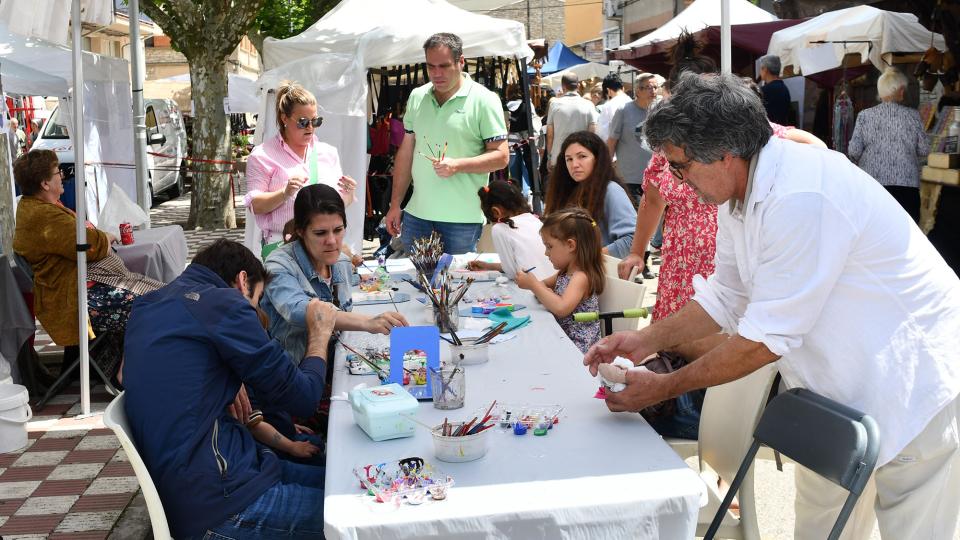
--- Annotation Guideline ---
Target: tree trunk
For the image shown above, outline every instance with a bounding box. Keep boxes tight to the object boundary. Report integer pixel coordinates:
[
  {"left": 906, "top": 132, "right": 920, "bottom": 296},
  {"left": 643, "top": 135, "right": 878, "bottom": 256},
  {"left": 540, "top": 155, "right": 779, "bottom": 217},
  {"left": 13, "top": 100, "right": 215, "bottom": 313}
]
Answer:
[{"left": 186, "top": 56, "right": 236, "bottom": 230}]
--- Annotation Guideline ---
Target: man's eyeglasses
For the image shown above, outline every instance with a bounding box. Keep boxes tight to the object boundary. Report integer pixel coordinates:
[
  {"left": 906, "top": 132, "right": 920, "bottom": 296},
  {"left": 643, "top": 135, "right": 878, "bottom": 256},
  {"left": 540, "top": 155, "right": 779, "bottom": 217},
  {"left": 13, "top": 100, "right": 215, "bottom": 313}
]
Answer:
[
  {"left": 639, "top": 84, "right": 658, "bottom": 92},
  {"left": 295, "top": 116, "right": 323, "bottom": 129},
  {"left": 667, "top": 158, "right": 693, "bottom": 181}
]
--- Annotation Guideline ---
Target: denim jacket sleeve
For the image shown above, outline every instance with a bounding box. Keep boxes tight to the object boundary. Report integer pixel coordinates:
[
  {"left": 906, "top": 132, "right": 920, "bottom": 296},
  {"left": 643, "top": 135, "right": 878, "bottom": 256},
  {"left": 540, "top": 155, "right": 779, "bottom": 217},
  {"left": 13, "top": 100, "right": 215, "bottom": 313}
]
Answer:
[{"left": 264, "top": 257, "right": 312, "bottom": 329}]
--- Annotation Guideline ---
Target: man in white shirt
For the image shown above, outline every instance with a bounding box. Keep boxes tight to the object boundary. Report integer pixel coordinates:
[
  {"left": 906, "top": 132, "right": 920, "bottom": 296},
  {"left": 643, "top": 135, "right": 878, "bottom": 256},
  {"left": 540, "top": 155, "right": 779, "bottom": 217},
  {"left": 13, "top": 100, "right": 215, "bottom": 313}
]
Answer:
[
  {"left": 597, "top": 73, "right": 632, "bottom": 142},
  {"left": 584, "top": 72, "right": 960, "bottom": 540},
  {"left": 546, "top": 72, "right": 598, "bottom": 170}
]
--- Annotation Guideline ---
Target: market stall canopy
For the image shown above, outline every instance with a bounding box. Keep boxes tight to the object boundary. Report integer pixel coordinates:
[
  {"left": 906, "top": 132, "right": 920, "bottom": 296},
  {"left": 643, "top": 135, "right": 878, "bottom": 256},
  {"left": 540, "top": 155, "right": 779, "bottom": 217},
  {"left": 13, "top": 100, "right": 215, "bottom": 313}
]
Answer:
[
  {"left": 530, "top": 41, "right": 589, "bottom": 75},
  {"left": 263, "top": 0, "right": 533, "bottom": 70},
  {"left": 0, "top": 22, "right": 130, "bottom": 96},
  {"left": 0, "top": 0, "right": 112, "bottom": 45},
  {"left": 767, "top": 5, "right": 946, "bottom": 76},
  {"left": 611, "top": 19, "right": 802, "bottom": 75},
  {"left": 540, "top": 62, "right": 628, "bottom": 88},
  {"left": 613, "top": 0, "right": 777, "bottom": 59},
  {"left": 257, "top": 0, "right": 533, "bottom": 259}
]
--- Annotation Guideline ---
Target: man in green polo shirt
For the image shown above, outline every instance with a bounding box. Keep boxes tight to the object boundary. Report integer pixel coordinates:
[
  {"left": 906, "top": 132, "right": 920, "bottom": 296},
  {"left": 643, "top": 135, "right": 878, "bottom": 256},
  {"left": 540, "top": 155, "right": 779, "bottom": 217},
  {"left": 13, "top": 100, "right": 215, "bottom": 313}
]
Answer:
[{"left": 385, "top": 32, "right": 509, "bottom": 254}]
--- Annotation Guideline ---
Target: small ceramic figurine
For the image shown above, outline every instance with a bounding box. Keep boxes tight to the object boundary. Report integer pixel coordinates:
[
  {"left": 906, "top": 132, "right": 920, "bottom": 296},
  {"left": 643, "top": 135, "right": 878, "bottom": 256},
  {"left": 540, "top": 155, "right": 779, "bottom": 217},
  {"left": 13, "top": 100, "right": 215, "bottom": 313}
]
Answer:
[{"left": 597, "top": 357, "right": 635, "bottom": 393}]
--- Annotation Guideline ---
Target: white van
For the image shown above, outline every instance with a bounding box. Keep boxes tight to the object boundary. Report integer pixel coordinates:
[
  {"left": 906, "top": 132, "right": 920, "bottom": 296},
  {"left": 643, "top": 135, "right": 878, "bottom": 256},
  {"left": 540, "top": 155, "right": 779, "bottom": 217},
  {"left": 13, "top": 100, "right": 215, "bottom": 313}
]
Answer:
[{"left": 32, "top": 98, "right": 188, "bottom": 201}]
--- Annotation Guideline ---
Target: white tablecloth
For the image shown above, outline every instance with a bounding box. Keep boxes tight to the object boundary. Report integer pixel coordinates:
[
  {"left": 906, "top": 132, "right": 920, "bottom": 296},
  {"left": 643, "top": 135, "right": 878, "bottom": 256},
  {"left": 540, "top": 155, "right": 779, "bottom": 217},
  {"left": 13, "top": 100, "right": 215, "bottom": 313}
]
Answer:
[
  {"left": 324, "top": 268, "right": 706, "bottom": 539},
  {"left": 115, "top": 225, "right": 187, "bottom": 283}
]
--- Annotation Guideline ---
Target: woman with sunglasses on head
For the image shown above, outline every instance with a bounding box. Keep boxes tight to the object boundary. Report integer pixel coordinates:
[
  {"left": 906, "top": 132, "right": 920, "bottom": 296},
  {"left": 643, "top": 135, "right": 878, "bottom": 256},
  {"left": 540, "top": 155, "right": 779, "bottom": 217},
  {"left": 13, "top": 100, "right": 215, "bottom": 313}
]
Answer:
[{"left": 245, "top": 81, "right": 359, "bottom": 260}]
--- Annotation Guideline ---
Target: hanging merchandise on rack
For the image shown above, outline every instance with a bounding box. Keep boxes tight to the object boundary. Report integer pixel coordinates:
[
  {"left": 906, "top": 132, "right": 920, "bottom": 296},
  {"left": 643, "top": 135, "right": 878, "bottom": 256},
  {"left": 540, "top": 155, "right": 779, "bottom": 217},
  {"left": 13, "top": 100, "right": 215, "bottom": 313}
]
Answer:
[{"left": 833, "top": 89, "right": 855, "bottom": 154}]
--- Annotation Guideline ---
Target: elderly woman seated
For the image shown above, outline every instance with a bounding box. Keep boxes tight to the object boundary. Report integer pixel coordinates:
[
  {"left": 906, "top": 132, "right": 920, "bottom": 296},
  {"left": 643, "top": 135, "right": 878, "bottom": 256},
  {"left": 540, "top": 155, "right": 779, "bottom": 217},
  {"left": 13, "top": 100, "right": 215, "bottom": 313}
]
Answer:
[
  {"left": 848, "top": 67, "right": 930, "bottom": 222},
  {"left": 12, "top": 150, "right": 164, "bottom": 382}
]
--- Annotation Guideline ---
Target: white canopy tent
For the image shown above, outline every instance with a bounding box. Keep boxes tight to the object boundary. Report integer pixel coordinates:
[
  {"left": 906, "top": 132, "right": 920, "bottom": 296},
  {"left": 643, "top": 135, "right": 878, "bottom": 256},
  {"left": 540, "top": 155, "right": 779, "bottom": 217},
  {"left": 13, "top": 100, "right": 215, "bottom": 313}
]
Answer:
[
  {"left": 767, "top": 5, "right": 947, "bottom": 76},
  {"left": 616, "top": 0, "right": 777, "bottom": 55},
  {"left": 256, "top": 0, "right": 534, "bottom": 253},
  {"left": 540, "top": 62, "right": 627, "bottom": 89},
  {"left": 0, "top": 22, "right": 136, "bottom": 223},
  {"left": 0, "top": 8, "right": 132, "bottom": 415}
]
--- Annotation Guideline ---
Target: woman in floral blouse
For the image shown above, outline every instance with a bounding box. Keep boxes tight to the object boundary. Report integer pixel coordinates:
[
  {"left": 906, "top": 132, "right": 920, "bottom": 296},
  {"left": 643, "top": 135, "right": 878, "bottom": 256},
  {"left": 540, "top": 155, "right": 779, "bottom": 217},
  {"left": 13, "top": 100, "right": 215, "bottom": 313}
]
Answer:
[{"left": 617, "top": 37, "right": 824, "bottom": 323}]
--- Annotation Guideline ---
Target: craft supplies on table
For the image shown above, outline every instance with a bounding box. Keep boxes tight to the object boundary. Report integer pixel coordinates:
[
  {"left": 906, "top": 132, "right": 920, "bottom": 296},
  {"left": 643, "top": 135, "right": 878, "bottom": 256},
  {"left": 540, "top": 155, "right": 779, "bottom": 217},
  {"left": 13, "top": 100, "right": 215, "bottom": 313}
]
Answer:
[
  {"left": 348, "top": 383, "right": 418, "bottom": 441},
  {"left": 432, "top": 422, "right": 491, "bottom": 462},
  {"left": 448, "top": 267, "right": 500, "bottom": 281},
  {"left": 353, "top": 458, "right": 454, "bottom": 505},
  {"left": 351, "top": 291, "right": 411, "bottom": 306},
  {"left": 447, "top": 337, "right": 490, "bottom": 365},
  {"left": 430, "top": 366, "right": 465, "bottom": 409}
]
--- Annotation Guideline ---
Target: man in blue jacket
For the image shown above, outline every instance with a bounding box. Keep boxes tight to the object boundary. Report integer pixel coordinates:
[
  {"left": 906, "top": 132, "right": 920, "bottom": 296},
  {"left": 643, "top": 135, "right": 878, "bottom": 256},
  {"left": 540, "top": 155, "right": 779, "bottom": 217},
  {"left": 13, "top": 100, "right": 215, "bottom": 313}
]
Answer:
[{"left": 123, "top": 239, "right": 336, "bottom": 539}]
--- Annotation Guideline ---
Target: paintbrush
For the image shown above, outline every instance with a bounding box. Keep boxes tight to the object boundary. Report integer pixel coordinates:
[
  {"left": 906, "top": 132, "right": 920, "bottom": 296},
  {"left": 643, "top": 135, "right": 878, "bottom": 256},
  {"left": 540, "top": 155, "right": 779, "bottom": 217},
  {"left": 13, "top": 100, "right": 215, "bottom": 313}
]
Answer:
[
  {"left": 399, "top": 413, "right": 439, "bottom": 432},
  {"left": 338, "top": 341, "right": 387, "bottom": 377},
  {"left": 476, "top": 321, "right": 508, "bottom": 344},
  {"left": 340, "top": 340, "right": 415, "bottom": 376},
  {"left": 451, "top": 277, "right": 474, "bottom": 305},
  {"left": 417, "top": 152, "right": 438, "bottom": 163}
]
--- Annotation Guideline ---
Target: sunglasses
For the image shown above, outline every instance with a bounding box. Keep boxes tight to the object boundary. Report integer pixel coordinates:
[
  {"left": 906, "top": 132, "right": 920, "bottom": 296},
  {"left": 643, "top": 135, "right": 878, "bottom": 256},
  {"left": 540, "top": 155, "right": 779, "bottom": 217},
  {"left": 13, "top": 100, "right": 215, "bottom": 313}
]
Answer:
[
  {"left": 295, "top": 116, "right": 323, "bottom": 129},
  {"left": 667, "top": 158, "right": 693, "bottom": 181}
]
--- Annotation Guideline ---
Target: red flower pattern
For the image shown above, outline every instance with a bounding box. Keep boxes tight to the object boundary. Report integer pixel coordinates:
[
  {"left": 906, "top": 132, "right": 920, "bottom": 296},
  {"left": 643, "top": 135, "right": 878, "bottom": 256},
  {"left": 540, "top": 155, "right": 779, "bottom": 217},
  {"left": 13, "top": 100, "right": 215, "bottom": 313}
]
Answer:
[{"left": 642, "top": 123, "right": 790, "bottom": 322}]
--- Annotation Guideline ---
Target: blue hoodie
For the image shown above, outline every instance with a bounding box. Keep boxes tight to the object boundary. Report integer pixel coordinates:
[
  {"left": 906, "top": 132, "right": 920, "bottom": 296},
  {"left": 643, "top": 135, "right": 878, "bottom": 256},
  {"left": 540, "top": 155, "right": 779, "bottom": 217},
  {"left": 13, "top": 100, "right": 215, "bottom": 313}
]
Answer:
[{"left": 123, "top": 263, "right": 327, "bottom": 538}]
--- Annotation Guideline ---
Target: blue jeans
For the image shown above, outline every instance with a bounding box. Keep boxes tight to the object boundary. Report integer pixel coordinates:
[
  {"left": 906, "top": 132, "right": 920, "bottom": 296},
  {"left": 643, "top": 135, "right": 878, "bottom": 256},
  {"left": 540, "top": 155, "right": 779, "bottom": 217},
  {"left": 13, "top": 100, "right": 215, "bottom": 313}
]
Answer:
[
  {"left": 509, "top": 144, "right": 531, "bottom": 196},
  {"left": 194, "top": 461, "right": 326, "bottom": 540},
  {"left": 400, "top": 211, "right": 483, "bottom": 255},
  {"left": 647, "top": 390, "right": 704, "bottom": 440}
]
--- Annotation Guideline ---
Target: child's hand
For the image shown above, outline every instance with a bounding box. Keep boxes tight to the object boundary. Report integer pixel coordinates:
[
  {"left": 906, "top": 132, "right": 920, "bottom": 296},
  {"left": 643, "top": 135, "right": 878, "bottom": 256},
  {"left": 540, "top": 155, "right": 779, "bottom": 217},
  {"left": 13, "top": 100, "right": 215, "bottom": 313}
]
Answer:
[
  {"left": 286, "top": 440, "right": 321, "bottom": 458},
  {"left": 294, "top": 424, "right": 315, "bottom": 435},
  {"left": 514, "top": 269, "right": 537, "bottom": 290},
  {"left": 468, "top": 260, "right": 490, "bottom": 271}
]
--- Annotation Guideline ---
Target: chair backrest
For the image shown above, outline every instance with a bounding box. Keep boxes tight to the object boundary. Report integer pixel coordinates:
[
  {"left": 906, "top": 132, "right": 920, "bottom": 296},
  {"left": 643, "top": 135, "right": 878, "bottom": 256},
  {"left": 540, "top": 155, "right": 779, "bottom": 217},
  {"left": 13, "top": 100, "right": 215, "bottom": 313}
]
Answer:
[
  {"left": 103, "top": 393, "right": 173, "bottom": 540},
  {"left": 754, "top": 388, "right": 879, "bottom": 495},
  {"left": 597, "top": 275, "right": 647, "bottom": 334},
  {"left": 602, "top": 254, "right": 621, "bottom": 280},
  {"left": 698, "top": 363, "right": 779, "bottom": 484},
  {"left": 476, "top": 223, "right": 495, "bottom": 254}
]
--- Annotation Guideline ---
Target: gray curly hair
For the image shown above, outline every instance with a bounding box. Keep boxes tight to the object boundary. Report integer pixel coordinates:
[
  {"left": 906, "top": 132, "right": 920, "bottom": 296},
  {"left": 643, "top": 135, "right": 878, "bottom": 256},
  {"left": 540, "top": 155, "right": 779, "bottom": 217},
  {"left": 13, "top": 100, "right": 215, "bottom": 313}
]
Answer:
[{"left": 644, "top": 72, "right": 772, "bottom": 163}]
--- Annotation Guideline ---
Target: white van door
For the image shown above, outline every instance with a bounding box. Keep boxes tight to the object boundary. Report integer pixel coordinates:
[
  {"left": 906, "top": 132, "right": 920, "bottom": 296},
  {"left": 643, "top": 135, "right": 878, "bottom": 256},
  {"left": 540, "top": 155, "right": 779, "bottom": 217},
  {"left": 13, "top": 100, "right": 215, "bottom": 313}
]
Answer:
[{"left": 145, "top": 104, "right": 176, "bottom": 195}]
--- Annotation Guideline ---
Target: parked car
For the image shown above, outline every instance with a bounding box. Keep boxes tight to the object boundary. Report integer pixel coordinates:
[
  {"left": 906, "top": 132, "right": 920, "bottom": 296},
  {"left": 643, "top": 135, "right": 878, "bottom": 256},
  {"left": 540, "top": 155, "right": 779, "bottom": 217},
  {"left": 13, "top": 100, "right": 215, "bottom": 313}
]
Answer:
[{"left": 31, "top": 98, "right": 188, "bottom": 208}]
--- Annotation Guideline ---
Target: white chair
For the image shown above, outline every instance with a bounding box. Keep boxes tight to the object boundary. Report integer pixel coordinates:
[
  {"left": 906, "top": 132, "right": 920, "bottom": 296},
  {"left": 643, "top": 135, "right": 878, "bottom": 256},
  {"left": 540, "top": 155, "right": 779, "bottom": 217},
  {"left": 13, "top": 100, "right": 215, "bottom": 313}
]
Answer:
[
  {"left": 602, "top": 253, "right": 622, "bottom": 280},
  {"left": 103, "top": 392, "right": 173, "bottom": 540},
  {"left": 476, "top": 223, "right": 495, "bottom": 254},
  {"left": 666, "top": 363, "right": 779, "bottom": 540},
  {"left": 597, "top": 274, "right": 647, "bottom": 335}
]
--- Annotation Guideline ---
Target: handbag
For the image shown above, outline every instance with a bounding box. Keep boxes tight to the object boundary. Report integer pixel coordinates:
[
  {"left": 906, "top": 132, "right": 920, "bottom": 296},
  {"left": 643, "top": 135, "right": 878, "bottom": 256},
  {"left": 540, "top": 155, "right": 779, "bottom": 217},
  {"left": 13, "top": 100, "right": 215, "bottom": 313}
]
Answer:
[{"left": 637, "top": 351, "right": 705, "bottom": 426}]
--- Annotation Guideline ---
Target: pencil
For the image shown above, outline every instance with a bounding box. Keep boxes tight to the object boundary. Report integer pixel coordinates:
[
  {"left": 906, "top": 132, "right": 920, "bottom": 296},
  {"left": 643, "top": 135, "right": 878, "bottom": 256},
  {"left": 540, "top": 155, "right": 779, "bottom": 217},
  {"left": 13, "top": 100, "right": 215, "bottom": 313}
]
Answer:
[{"left": 523, "top": 266, "right": 536, "bottom": 273}]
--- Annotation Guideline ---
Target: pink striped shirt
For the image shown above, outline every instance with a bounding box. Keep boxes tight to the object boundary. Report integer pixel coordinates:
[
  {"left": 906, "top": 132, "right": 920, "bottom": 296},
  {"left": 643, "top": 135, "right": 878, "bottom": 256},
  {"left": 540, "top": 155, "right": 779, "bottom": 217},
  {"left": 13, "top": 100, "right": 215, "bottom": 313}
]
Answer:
[{"left": 243, "top": 133, "right": 346, "bottom": 238}]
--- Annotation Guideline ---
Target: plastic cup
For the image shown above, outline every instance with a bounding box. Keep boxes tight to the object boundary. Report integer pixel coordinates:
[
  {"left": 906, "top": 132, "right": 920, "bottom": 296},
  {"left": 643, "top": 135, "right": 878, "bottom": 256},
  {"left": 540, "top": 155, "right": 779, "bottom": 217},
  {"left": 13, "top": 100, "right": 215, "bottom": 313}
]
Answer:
[
  {"left": 431, "top": 422, "right": 490, "bottom": 462},
  {"left": 448, "top": 337, "right": 490, "bottom": 365},
  {"left": 431, "top": 367, "right": 465, "bottom": 409},
  {"left": 433, "top": 303, "right": 459, "bottom": 333}
]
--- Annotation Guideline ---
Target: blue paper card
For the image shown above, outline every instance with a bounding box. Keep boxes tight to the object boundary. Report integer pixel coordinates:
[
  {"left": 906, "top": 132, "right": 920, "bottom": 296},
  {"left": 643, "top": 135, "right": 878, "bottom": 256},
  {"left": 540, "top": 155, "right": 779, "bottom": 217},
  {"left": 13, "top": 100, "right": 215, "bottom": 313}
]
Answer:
[{"left": 389, "top": 326, "right": 441, "bottom": 400}]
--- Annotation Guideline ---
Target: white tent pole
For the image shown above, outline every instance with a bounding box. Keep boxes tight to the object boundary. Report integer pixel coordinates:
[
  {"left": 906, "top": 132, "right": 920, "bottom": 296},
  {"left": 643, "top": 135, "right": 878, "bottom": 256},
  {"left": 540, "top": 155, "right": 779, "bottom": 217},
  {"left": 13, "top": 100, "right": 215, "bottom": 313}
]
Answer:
[
  {"left": 720, "top": 0, "right": 731, "bottom": 74},
  {"left": 71, "top": 0, "right": 90, "bottom": 416},
  {"left": 128, "top": 0, "right": 151, "bottom": 223}
]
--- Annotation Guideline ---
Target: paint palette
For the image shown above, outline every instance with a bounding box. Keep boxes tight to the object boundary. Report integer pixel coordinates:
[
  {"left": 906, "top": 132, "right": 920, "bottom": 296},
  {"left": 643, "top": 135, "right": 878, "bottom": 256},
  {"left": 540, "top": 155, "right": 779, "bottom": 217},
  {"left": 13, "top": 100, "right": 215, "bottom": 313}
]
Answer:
[{"left": 353, "top": 458, "right": 455, "bottom": 505}]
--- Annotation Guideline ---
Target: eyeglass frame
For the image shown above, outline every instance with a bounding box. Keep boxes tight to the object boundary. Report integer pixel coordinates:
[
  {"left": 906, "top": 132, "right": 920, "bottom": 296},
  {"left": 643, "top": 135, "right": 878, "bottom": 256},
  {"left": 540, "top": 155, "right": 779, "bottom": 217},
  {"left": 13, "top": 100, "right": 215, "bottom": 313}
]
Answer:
[
  {"left": 638, "top": 83, "right": 659, "bottom": 92},
  {"left": 295, "top": 116, "right": 324, "bottom": 129},
  {"left": 667, "top": 157, "right": 694, "bottom": 181}
]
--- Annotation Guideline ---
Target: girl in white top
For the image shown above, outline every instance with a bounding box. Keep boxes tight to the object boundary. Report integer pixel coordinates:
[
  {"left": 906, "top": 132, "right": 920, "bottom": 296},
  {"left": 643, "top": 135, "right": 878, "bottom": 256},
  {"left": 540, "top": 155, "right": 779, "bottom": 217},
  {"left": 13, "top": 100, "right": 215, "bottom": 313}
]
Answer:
[{"left": 468, "top": 179, "right": 553, "bottom": 280}]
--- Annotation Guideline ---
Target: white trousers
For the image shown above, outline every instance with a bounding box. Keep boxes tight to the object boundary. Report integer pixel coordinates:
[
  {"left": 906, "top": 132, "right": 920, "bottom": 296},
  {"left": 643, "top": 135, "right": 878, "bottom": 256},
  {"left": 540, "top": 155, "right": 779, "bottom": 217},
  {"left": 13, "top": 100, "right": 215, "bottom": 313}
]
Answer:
[{"left": 794, "top": 395, "right": 960, "bottom": 539}]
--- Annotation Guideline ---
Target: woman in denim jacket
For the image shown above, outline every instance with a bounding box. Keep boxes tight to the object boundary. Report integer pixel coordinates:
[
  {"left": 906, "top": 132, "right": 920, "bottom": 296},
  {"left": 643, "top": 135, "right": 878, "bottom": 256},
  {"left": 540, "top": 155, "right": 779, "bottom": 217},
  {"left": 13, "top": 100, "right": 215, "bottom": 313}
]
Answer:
[{"left": 261, "top": 184, "right": 408, "bottom": 364}]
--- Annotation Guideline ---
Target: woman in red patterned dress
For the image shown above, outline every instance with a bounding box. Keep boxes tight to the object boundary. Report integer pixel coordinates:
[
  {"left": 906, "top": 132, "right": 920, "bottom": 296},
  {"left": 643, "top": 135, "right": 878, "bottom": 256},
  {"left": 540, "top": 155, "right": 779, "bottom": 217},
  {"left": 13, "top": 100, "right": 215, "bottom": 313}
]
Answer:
[{"left": 617, "top": 37, "right": 824, "bottom": 324}]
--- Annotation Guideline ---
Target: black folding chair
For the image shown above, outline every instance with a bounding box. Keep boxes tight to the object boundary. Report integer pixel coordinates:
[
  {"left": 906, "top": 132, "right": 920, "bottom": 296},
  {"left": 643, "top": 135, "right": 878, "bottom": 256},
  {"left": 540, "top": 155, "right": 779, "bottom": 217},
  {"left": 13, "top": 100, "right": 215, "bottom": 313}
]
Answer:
[{"left": 705, "top": 388, "right": 879, "bottom": 540}]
